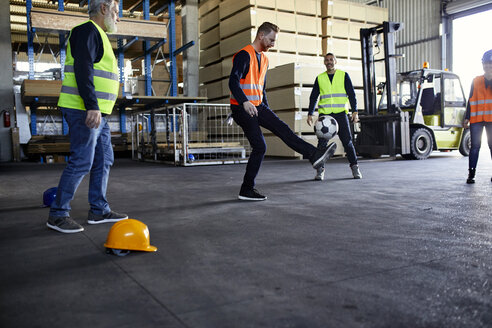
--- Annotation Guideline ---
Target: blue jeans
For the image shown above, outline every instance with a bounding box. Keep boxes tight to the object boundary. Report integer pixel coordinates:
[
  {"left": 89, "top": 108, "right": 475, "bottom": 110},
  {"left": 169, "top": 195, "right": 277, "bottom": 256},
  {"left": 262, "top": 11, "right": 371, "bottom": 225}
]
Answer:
[
  {"left": 50, "top": 108, "right": 114, "bottom": 217},
  {"left": 468, "top": 121, "right": 492, "bottom": 169},
  {"left": 232, "top": 104, "right": 317, "bottom": 190},
  {"left": 317, "top": 112, "right": 358, "bottom": 167}
]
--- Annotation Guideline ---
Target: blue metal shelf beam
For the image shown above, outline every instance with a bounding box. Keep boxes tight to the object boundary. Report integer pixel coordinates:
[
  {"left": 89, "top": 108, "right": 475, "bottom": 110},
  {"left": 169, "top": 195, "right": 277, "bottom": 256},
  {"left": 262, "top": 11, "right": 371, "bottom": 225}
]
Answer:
[
  {"left": 154, "top": 4, "right": 167, "bottom": 16},
  {"left": 26, "top": 0, "right": 34, "bottom": 80},
  {"left": 167, "top": 41, "right": 195, "bottom": 59},
  {"left": 168, "top": 0, "right": 177, "bottom": 96},
  {"left": 129, "top": 0, "right": 144, "bottom": 13},
  {"left": 58, "top": 0, "right": 68, "bottom": 135},
  {"left": 118, "top": 0, "right": 126, "bottom": 133},
  {"left": 131, "top": 38, "right": 166, "bottom": 62},
  {"left": 25, "top": 0, "right": 188, "bottom": 137},
  {"left": 143, "top": 0, "right": 152, "bottom": 97},
  {"left": 118, "top": 37, "right": 139, "bottom": 53}
]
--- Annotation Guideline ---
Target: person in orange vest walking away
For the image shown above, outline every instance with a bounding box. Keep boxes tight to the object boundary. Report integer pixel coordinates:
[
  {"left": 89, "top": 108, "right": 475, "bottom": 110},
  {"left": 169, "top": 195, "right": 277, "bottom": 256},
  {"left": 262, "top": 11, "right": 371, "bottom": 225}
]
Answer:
[{"left": 463, "top": 49, "right": 492, "bottom": 184}]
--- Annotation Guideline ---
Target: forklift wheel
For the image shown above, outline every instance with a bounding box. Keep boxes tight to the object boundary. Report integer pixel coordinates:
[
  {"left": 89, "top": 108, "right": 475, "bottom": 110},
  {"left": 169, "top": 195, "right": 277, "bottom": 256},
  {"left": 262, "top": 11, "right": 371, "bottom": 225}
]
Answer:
[
  {"left": 409, "top": 128, "right": 433, "bottom": 160},
  {"left": 459, "top": 129, "right": 471, "bottom": 157}
]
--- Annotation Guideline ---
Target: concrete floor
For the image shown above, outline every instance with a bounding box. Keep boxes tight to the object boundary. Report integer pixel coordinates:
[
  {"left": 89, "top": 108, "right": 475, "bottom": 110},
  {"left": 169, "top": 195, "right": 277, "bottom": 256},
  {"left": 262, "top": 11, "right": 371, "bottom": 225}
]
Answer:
[{"left": 0, "top": 151, "right": 491, "bottom": 328}]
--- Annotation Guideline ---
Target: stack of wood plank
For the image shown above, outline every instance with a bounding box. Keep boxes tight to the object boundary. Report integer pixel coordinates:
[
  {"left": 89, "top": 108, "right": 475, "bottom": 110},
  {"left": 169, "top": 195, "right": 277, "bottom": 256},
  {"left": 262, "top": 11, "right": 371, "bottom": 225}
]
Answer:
[
  {"left": 30, "top": 8, "right": 167, "bottom": 41},
  {"left": 21, "top": 80, "right": 124, "bottom": 103},
  {"left": 21, "top": 80, "right": 62, "bottom": 99}
]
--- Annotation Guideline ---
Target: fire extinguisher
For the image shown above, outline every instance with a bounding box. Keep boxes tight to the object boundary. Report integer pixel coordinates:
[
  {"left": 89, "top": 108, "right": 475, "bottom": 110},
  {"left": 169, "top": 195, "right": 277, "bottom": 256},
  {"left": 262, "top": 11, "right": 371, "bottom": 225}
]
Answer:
[{"left": 2, "top": 110, "right": 11, "bottom": 128}]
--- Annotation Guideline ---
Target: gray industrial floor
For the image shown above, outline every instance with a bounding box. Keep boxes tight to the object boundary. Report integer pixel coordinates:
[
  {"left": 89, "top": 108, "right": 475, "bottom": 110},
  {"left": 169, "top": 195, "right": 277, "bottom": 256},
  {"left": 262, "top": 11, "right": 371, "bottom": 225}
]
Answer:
[{"left": 0, "top": 151, "right": 491, "bottom": 328}]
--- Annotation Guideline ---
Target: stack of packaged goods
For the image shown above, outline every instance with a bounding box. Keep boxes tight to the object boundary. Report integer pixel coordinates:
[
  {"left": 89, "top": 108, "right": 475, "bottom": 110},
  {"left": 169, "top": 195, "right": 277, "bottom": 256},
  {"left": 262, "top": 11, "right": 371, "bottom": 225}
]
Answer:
[
  {"left": 321, "top": 0, "right": 388, "bottom": 114},
  {"left": 198, "top": 0, "right": 225, "bottom": 102},
  {"left": 199, "top": 0, "right": 325, "bottom": 104},
  {"left": 198, "top": 0, "right": 389, "bottom": 158}
]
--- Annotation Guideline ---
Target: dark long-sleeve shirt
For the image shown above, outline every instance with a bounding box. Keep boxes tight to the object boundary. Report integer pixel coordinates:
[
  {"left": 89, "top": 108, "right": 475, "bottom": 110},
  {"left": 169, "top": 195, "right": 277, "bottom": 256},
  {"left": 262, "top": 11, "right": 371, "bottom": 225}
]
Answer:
[
  {"left": 308, "top": 72, "right": 357, "bottom": 115},
  {"left": 69, "top": 21, "right": 104, "bottom": 111},
  {"left": 228, "top": 50, "right": 269, "bottom": 108},
  {"left": 465, "top": 76, "right": 492, "bottom": 119}
]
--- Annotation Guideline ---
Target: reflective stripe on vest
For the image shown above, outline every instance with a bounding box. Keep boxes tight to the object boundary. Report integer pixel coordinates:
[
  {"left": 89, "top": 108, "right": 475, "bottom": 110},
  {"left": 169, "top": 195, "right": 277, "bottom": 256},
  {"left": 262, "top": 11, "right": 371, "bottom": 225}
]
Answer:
[
  {"left": 64, "top": 65, "right": 119, "bottom": 81},
  {"left": 230, "top": 45, "right": 269, "bottom": 106},
  {"left": 60, "top": 85, "right": 118, "bottom": 101},
  {"left": 317, "top": 70, "right": 348, "bottom": 115},
  {"left": 469, "top": 75, "right": 492, "bottom": 123},
  {"left": 231, "top": 94, "right": 262, "bottom": 102},
  {"left": 469, "top": 99, "right": 492, "bottom": 105},
  {"left": 58, "top": 20, "right": 119, "bottom": 114}
]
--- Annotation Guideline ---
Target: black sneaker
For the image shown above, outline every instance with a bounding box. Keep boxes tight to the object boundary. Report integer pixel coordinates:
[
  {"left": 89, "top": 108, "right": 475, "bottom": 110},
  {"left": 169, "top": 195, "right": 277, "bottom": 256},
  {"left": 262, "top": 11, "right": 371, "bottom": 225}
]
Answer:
[
  {"left": 87, "top": 211, "right": 128, "bottom": 225},
  {"left": 238, "top": 188, "right": 267, "bottom": 201},
  {"left": 47, "top": 216, "right": 84, "bottom": 233},
  {"left": 311, "top": 142, "right": 337, "bottom": 169}
]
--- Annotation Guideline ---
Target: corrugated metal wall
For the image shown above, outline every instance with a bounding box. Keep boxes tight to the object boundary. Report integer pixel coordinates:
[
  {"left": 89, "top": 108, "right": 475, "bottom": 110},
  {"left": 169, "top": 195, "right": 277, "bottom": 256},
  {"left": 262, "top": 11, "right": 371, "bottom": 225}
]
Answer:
[{"left": 347, "top": 0, "right": 443, "bottom": 72}]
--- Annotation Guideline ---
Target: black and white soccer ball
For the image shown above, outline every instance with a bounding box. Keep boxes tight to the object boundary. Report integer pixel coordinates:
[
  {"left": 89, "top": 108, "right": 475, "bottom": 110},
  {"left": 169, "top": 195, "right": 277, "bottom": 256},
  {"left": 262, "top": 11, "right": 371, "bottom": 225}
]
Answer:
[{"left": 314, "top": 115, "right": 338, "bottom": 140}]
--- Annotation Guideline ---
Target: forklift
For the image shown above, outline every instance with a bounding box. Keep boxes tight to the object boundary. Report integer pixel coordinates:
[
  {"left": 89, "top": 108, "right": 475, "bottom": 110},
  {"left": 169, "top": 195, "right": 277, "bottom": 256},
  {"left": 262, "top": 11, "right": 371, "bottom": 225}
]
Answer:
[{"left": 355, "top": 22, "right": 470, "bottom": 159}]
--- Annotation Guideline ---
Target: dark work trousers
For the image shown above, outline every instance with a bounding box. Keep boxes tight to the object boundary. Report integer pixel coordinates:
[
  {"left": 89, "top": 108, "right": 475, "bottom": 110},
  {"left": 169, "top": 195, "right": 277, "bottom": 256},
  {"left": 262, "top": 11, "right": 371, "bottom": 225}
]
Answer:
[
  {"left": 469, "top": 121, "right": 492, "bottom": 169},
  {"left": 317, "top": 111, "right": 357, "bottom": 167},
  {"left": 231, "top": 104, "right": 318, "bottom": 190}
]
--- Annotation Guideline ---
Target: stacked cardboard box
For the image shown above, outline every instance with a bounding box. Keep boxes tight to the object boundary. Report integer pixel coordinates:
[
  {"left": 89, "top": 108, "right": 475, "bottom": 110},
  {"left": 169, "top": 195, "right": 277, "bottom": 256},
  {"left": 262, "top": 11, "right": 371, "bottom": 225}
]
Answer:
[
  {"left": 198, "top": 0, "right": 224, "bottom": 102},
  {"left": 198, "top": 0, "right": 389, "bottom": 158},
  {"left": 320, "top": 0, "right": 387, "bottom": 90},
  {"left": 133, "top": 61, "right": 171, "bottom": 96},
  {"left": 321, "top": 0, "right": 388, "bottom": 58},
  {"left": 199, "top": 0, "right": 325, "bottom": 104},
  {"left": 262, "top": 62, "right": 346, "bottom": 157}
]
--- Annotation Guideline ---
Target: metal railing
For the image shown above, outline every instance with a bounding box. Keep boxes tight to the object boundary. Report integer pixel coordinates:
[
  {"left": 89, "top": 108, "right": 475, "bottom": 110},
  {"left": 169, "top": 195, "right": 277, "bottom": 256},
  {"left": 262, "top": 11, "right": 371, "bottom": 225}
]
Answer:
[{"left": 131, "top": 103, "right": 250, "bottom": 166}]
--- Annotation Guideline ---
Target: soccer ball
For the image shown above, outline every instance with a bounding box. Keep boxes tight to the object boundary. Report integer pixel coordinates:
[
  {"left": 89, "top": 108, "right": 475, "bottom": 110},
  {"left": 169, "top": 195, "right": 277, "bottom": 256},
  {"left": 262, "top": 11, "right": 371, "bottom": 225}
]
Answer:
[{"left": 314, "top": 115, "right": 338, "bottom": 140}]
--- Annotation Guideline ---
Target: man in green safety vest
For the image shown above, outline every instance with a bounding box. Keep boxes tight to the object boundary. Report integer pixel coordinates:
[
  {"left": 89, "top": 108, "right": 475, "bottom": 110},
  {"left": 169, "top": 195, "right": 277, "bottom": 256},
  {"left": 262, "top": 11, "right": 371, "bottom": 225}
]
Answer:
[
  {"left": 307, "top": 53, "right": 362, "bottom": 181},
  {"left": 47, "top": 0, "right": 128, "bottom": 233}
]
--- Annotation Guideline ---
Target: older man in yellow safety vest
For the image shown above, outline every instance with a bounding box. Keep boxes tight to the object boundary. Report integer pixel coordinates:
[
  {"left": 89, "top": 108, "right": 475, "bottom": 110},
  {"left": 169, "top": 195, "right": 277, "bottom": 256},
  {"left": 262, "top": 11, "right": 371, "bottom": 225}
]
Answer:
[{"left": 47, "top": 0, "right": 128, "bottom": 233}]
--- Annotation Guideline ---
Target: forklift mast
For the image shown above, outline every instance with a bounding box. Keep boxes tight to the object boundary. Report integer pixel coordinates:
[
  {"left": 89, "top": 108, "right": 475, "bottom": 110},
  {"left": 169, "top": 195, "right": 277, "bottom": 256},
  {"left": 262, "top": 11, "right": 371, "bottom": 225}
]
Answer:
[
  {"left": 356, "top": 21, "right": 410, "bottom": 158},
  {"left": 360, "top": 21, "right": 403, "bottom": 115}
]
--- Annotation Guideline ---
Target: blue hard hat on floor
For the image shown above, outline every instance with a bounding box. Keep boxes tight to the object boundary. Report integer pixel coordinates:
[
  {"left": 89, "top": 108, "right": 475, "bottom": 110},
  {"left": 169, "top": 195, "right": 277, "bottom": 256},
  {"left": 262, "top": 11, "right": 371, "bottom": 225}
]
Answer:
[
  {"left": 482, "top": 49, "right": 492, "bottom": 63},
  {"left": 43, "top": 187, "right": 57, "bottom": 207}
]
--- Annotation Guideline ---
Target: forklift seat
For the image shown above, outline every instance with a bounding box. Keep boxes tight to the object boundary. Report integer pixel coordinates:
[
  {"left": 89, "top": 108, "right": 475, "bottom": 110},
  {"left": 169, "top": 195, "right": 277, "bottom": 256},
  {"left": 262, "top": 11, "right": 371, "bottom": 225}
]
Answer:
[{"left": 420, "top": 88, "right": 435, "bottom": 115}]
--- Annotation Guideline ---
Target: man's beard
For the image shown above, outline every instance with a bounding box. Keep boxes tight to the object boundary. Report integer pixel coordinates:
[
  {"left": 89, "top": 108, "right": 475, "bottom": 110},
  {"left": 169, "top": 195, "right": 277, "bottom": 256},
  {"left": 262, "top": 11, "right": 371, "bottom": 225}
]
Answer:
[{"left": 104, "top": 11, "right": 117, "bottom": 33}]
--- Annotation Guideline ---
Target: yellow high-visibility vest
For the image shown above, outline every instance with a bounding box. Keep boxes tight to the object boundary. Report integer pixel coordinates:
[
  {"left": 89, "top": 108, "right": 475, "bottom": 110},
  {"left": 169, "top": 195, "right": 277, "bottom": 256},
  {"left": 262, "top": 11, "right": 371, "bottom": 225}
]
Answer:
[
  {"left": 317, "top": 70, "right": 348, "bottom": 115},
  {"left": 58, "top": 20, "right": 119, "bottom": 114}
]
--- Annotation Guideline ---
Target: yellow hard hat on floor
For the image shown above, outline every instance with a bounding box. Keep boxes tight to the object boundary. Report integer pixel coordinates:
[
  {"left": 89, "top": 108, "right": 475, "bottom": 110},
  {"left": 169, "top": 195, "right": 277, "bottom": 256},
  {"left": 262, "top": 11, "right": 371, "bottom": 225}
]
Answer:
[{"left": 104, "top": 219, "right": 157, "bottom": 255}]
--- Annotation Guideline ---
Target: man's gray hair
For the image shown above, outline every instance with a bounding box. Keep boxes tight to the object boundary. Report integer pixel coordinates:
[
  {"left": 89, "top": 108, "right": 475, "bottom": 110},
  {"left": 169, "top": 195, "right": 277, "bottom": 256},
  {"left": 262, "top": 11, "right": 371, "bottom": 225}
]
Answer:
[{"left": 88, "top": 0, "right": 116, "bottom": 17}]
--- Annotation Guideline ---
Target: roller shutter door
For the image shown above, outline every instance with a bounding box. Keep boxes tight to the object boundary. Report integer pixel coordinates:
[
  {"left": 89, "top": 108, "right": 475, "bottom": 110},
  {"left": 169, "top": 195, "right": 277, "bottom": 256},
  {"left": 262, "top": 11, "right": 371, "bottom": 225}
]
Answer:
[{"left": 444, "top": 0, "right": 492, "bottom": 18}]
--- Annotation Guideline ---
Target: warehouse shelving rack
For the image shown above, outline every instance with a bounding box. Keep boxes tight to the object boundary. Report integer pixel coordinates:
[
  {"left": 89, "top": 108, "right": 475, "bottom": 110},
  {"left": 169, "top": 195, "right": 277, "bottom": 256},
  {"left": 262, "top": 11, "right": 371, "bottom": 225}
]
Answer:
[{"left": 23, "top": 0, "right": 194, "bottom": 137}]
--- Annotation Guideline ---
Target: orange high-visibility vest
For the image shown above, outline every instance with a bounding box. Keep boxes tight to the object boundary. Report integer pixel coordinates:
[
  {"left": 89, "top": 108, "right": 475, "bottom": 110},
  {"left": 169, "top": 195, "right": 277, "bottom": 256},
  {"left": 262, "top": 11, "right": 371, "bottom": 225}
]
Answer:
[
  {"left": 469, "top": 76, "right": 492, "bottom": 123},
  {"left": 230, "top": 45, "right": 269, "bottom": 106}
]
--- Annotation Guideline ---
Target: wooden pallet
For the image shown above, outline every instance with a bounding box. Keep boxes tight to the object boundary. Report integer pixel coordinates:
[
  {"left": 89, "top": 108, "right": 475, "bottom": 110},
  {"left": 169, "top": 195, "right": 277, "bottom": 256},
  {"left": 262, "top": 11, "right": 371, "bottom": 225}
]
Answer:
[{"left": 144, "top": 141, "right": 243, "bottom": 149}]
